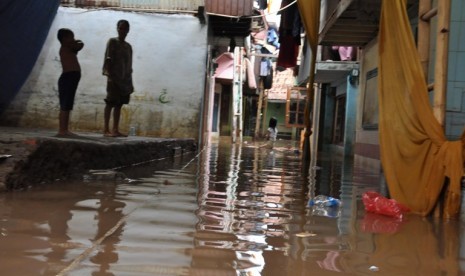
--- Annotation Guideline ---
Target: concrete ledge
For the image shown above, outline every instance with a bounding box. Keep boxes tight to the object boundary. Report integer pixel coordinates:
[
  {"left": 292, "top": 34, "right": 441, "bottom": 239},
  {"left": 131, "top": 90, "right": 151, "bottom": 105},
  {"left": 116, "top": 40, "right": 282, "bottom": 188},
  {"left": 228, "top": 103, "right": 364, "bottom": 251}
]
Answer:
[{"left": 0, "top": 128, "right": 196, "bottom": 191}]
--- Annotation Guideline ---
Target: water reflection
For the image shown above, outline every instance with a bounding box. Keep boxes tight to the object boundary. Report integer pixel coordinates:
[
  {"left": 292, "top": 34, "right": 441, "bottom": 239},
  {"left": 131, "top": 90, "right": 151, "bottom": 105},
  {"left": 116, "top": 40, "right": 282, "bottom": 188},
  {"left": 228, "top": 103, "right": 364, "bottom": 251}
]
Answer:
[
  {"left": 0, "top": 140, "right": 463, "bottom": 275},
  {"left": 89, "top": 182, "right": 126, "bottom": 276},
  {"left": 0, "top": 181, "right": 127, "bottom": 276}
]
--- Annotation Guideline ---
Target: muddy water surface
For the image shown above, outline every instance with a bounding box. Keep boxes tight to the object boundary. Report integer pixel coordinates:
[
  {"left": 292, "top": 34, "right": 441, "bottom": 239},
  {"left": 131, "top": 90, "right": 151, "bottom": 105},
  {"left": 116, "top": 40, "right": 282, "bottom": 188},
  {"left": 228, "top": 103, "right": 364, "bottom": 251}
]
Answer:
[{"left": 0, "top": 141, "right": 463, "bottom": 275}]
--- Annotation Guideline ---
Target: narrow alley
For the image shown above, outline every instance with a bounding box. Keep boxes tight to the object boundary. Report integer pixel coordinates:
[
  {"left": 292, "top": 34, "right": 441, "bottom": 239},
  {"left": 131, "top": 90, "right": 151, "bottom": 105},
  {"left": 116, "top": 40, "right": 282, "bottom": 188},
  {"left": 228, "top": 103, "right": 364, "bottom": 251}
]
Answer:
[{"left": 2, "top": 0, "right": 465, "bottom": 275}]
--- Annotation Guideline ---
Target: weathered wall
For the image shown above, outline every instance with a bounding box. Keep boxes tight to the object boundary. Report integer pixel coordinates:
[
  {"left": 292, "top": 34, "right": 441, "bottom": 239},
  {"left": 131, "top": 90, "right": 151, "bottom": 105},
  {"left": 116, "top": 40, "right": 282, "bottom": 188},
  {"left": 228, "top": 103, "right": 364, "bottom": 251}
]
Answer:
[
  {"left": 0, "top": 7, "right": 208, "bottom": 140},
  {"left": 355, "top": 37, "right": 380, "bottom": 159},
  {"left": 322, "top": 85, "right": 335, "bottom": 144},
  {"left": 444, "top": 0, "right": 465, "bottom": 139},
  {"left": 343, "top": 76, "right": 358, "bottom": 156}
]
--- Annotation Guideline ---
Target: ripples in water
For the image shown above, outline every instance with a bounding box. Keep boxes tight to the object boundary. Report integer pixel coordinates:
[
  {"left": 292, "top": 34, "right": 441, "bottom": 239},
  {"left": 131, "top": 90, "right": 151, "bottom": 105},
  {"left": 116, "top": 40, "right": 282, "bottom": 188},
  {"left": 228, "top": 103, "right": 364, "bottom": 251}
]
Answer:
[{"left": 0, "top": 141, "right": 463, "bottom": 275}]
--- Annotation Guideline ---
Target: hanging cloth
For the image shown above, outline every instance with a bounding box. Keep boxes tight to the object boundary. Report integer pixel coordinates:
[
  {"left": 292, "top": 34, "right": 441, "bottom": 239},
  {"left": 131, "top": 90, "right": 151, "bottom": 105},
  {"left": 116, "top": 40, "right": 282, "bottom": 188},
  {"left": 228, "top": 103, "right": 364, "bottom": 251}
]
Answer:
[
  {"left": 378, "top": 0, "right": 464, "bottom": 217},
  {"left": 263, "top": 67, "right": 273, "bottom": 90},
  {"left": 258, "top": 0, "right": 268, "bottom": 10},
  {"left": 0, "top": 0, "right": 60, "bottom": 113},
  {"left": 245, "top": 58, "right": 257, "bottom": 89},
  {"left": 259, "top": 58, "right": 272, "bottom": 77},
  {"left": 277, "top": 35, "right": 299, "bottom": 68},
  {"left": 277, "top": 0, "right": 301, "bottom": 68}
]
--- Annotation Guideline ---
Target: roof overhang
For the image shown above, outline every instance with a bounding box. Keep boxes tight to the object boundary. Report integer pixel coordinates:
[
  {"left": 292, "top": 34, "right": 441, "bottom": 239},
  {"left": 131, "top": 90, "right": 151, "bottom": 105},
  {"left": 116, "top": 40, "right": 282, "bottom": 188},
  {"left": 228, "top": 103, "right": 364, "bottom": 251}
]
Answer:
[
  {"left": 319, "top": 0, "right": 381, "bottom": 47},
  {"left": 318, "top": 0, "right": 418, "bottom": 47},
  {"left": 213, "top": 52, "right": 234, "bottom": 80},
  {"left": 209, "top": 16, "right": 252, "bottom": 40},
  {"left": 314, "top": 61, "right": 359, "bottom": 83}
]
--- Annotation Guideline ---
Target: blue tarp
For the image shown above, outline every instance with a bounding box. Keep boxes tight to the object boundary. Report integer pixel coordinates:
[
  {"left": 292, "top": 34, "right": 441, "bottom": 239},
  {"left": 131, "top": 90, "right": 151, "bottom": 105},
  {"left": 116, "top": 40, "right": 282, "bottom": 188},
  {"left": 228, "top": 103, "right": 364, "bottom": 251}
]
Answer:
[{"left": 0, "top": 0, "right": 60, "bottom": 114}]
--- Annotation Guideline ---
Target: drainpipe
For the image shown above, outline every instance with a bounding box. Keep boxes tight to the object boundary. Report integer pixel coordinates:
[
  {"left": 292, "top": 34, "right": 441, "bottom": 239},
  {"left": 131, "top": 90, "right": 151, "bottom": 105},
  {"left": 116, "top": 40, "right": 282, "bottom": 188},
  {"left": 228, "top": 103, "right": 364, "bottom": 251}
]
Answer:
[
  {"left": 238, "top": 48, "right": 244, "bottom": 142},
  {"left": 200, "top": 46, "right": 213, "bottom": 149},
  {"left": 255, "top": 83, "right": 264, "bottom": 139},
  {"left": 311, "top": 83, "right": 321, "bottom": 157},
  {"left": 231, "top": 48, "right": 238, "bottom": 143},
  {"left": 261, "top": 91, "right": 269, "bottom": 136}
]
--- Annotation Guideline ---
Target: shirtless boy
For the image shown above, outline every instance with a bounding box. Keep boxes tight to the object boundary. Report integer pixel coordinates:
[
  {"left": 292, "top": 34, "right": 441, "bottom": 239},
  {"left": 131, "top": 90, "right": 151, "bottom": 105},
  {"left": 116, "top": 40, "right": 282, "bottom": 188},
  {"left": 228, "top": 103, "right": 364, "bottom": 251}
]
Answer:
[{"left": 57, "top": 28, "right": 84, "bottom": 137}]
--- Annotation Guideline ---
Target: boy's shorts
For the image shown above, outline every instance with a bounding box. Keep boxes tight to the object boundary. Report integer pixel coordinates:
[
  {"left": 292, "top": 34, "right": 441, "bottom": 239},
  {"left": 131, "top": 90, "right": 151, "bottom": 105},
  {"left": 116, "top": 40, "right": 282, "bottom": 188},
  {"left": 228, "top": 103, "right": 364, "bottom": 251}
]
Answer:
[
  {"left": 104, "top": 78, "right": 131, "bottom": 106},
  {"left": 58, "top": 71, "right": 81, "bottom": 111}
]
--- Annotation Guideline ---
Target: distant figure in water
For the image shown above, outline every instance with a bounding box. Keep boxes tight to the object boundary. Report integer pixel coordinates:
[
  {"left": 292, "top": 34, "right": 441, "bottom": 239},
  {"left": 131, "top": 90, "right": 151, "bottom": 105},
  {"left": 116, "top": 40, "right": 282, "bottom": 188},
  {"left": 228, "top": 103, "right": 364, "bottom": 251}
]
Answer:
[
  {"left": 263, "top": 117, "right": 278, "bottom": 149},
  {"left": 56, "top": 28, "right": 84, "bottom": 137}
]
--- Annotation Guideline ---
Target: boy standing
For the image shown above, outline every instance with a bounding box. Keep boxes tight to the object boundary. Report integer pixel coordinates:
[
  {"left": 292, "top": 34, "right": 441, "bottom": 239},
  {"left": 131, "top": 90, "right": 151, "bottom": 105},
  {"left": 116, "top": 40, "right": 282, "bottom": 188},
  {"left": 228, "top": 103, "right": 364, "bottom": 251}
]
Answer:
[
  {"left": 57, "top": 28, "right": 84, "bottom": 137},
  {"left": 102, "top": 19, "right": 134, "bottom": 137}
]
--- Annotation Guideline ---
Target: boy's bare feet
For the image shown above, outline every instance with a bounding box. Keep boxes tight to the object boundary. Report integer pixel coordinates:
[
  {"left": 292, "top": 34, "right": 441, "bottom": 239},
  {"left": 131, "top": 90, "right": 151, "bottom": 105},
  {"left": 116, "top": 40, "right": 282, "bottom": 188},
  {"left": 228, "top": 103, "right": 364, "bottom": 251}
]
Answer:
[
  {"left": 103, "top": 131, "right": 117, "bottom": 137},
  {"left": 103, "top": 131, "right": 127, "bottom": 137},
  {"left": 56, "top": 131, "right": 78, "bottom": 138},
  {"left": 113, "top": 131, "right": 127, "bottom": 137}
]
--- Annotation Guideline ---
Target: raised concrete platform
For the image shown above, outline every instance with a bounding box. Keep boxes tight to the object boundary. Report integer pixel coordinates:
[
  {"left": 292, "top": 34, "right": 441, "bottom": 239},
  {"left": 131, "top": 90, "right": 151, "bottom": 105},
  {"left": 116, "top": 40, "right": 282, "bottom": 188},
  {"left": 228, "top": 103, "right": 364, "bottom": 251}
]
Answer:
[{"left": 0, "top": 127, "right": 197, "bottom": 191}]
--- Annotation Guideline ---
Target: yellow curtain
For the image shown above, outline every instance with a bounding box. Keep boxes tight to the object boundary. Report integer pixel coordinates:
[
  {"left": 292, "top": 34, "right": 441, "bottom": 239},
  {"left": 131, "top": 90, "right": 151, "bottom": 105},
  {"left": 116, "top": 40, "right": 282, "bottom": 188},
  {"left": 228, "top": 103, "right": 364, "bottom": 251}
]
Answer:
[
  {"left": 379, "top": 0, "right": 463, "bottom": 217},
  {"left": 297, "top": 0, "right": 320, "bottom": 159}
]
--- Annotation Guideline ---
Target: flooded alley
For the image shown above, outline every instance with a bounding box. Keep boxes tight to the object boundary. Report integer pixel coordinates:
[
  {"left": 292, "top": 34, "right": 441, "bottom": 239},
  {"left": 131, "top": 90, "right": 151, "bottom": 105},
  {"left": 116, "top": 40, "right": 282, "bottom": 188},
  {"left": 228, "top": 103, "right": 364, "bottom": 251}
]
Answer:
[{"left": 0, "top": 140, "right": 463, "bottom": 276}]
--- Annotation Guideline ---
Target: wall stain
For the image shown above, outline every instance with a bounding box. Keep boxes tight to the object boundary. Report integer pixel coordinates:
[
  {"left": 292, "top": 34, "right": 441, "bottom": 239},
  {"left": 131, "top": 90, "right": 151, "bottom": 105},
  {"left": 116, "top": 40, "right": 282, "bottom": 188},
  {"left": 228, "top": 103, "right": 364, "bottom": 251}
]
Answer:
[
  {"left": 121, "top": 105, "right": 140, "bottom": 132},
  {"left": 132, "top": 91, "right": 155, "bottom": 102},
  {"left": 158, "top": 89, "right": 171, "bottom": 104}
]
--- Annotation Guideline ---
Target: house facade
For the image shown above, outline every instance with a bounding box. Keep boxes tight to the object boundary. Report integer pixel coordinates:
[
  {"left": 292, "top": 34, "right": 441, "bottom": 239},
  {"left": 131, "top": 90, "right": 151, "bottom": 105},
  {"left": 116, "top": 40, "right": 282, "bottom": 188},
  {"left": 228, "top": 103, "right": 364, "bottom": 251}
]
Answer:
[
  {"left": 1, "top": 1, "right": 208, "bottom": 139},
  {"left": 314, "top": 0, "right": 465, "bottom": 164}
]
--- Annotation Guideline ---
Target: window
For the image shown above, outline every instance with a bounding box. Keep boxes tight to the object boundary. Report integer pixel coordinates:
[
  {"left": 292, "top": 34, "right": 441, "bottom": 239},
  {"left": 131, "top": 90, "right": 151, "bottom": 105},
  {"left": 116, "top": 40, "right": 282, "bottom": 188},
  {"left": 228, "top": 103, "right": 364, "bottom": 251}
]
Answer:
[
  {"left": 333, "top": 95, "right": 346, "bottom": 144},
  {"left": 286, "top": 87, "right": 307, "bottom": 128},
  {"left": 362, "top": 68, "right": 379, "bottom": 129}
]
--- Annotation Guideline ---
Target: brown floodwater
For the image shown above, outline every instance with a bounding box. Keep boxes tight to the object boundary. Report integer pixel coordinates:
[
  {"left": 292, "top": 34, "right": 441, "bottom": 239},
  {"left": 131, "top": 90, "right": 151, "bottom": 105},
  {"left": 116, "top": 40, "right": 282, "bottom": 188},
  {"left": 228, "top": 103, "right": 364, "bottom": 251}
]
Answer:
[{"left": 0, "top": 140, "right": 463, "bottom": 275}]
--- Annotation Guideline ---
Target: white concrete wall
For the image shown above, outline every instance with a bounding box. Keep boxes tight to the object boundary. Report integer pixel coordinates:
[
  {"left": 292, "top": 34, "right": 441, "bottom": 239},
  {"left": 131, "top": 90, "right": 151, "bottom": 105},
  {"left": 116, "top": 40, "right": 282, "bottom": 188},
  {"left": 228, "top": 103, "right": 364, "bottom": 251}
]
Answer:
[{"left": 2, "top": 7, "right": 208, "bottom": 139}]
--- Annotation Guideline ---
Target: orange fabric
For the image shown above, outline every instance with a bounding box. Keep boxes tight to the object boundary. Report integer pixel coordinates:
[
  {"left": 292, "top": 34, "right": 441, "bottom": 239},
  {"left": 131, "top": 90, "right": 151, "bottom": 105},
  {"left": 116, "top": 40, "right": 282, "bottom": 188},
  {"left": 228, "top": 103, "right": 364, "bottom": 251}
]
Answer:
[
  {"left": 379, "top": 0, "right": 463, "bottom": 217},
  {"left": 297, "top": 0, "right": 320, "bottom": 147}
]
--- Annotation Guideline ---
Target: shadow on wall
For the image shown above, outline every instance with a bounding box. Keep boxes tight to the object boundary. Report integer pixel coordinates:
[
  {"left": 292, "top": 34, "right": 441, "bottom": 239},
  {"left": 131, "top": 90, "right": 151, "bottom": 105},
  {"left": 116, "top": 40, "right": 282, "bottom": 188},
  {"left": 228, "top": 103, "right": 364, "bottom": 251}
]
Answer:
[
  {"left": 0, "top": 59, "right": 52, "bottom": 127},
  {"left": 0, "top": 0, "right": 60, "bottom": 120}
]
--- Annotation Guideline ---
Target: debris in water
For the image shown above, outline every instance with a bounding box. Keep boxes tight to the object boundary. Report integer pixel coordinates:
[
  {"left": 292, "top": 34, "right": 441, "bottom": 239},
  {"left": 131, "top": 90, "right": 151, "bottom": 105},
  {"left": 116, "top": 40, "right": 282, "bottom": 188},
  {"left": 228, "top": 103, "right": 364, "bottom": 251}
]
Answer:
[
  {"left": 86, "top": 170, "right": 126, "bottom": 181},
  {"left": 369, "top": 266, "right": 379, "bottom": 272},
  {"left": 295, "top": 232, "right": 317, "bottom": 238},
  {"left": 0, "top": 154, "right": 12, "bottom": 161},
  {"left": 309, "top": 195, "right": 341, "bottom": 207},
  {"left": 362, "top": 191, "right": 409, "bottom": 219},
  {"left": 163, "top": 179, "right": 173, "bottom": 185}
]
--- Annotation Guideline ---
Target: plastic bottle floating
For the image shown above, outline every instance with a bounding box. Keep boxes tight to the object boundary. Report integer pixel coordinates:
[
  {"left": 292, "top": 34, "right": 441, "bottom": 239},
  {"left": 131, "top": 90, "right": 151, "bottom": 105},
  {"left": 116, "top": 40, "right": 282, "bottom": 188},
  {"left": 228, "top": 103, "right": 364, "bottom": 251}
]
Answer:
[{"left": 308, "top": 195, "right": 341, "bottom": 207}]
